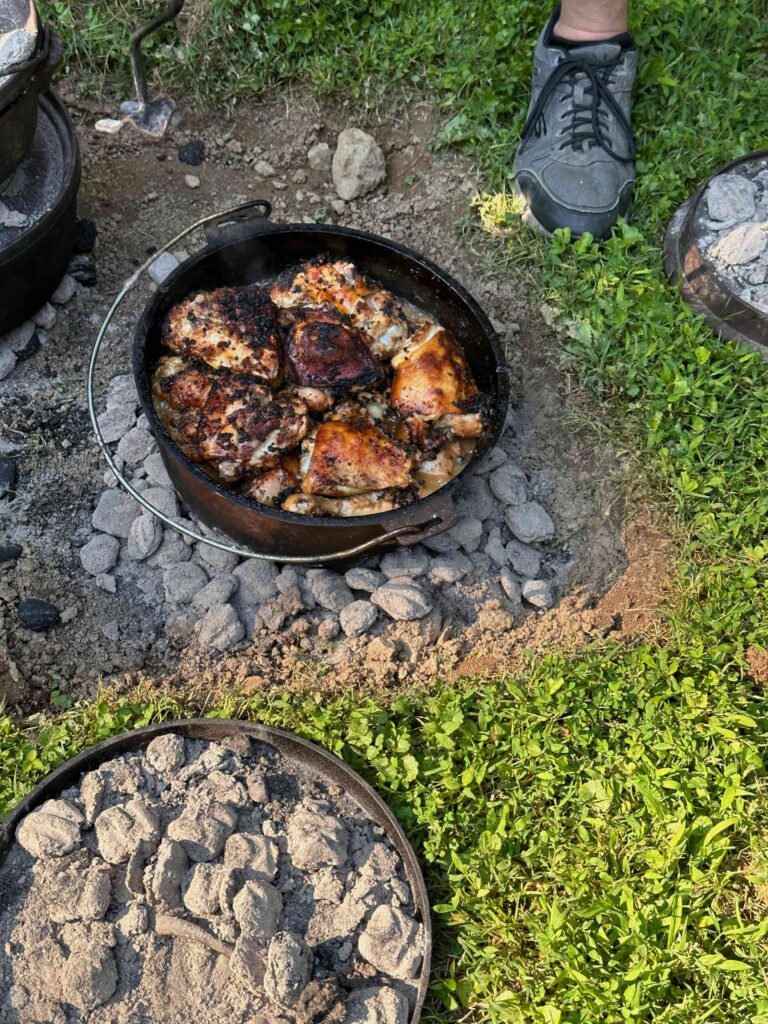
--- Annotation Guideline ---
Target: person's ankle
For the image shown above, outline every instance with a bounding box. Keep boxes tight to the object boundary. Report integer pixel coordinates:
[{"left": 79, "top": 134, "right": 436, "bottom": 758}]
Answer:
[{"left": 552, "top": 17, "right": 628, "bottom": 43}]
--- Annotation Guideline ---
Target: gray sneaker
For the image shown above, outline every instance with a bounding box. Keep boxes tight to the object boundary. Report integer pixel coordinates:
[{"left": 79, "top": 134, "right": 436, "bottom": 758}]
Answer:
[{"left": 512, "top": 8, "right": 637, "bottom": 239}]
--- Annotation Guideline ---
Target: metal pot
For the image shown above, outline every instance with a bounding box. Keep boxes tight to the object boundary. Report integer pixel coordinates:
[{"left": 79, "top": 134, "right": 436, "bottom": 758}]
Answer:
[
  {"left": 0, "top": 717, "right": 432, "bottom": 1024},
  {"left": 91, "top": 200, "right": 510, "bottom": 565},
  {"left": 0, "top": 25, "right": 62, "bottom": 186}
]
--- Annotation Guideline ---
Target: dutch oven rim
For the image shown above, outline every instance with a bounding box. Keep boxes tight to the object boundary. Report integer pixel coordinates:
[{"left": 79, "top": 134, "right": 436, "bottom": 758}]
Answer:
[{"left": 132, "top": 211, "right": 511, "bottom": 535}]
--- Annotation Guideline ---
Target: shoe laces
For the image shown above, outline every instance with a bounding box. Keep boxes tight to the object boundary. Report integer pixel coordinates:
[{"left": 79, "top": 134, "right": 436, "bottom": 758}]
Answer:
[{"left": 520, "top": 55, "right": 635, "bottom": 162}]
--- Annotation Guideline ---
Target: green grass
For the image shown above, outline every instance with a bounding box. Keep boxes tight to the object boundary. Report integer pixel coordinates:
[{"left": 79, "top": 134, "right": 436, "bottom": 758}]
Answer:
[{"left": 9, "top": 1, "right": 768, "bottom": 1021}]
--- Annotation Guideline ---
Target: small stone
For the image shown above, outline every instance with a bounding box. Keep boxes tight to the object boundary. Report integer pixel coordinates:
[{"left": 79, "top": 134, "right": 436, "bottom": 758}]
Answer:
[
  {"left": 371, "top": 582, "right": 433, "bottom": 621},
  {"left": 506, "top": 502, "right": 555, "bottom": 544},
  {"left": 127, "top": 513, "right": 163, "bottom": 560},
  {"left": 305, "top": 569, "right": 354, "bottom": 612},
  {"left": 16, "top": 799, "right": 84, "bottom": 858},
  {"left": 232, "top": 880, "right": 283, "bottom": 940},
  {"left": 488, "top": 463, "right": 527, "bottom": 505},
  {"left": 711, "top": 222, "right": 768, "bottom": 266},
  {"left": 167, "top": 799, "right": 239, "bottom": 862},
  {"left": 178, "top": 139, "right": 205, "bottom": 165},
  {"left": 51, "top": 275, "right": 77, "bottom": 304},
  {"left": 331, "top": 198, "right": 346, "bottom": 215},
  {"left": 0, "top": 347, "right": 17, "bottom": 379},
  {"left": 447, "top": 516, "right": 484, "bottom": 553},
  {"left": 140, "top": 485, "right": 178, "bottom": 519},
  {"left": 344, "top": 567, "right": 384, "bottom": 592},
  {"left": 17, "top": 598, "right": 60, "bottom": 631},
  {"left": 340, "top": 600, "right": 378, "bottom": 637},
  {"left": 192, "top": 574, "right": 237, "bottom": 610},
  {"left": 232, "top": 560, "right": 279, "bottom": 629},
  {"left": 61, "top": 942, "right": 118, "bottom": 1012},
  {"left": 358, "top": 905, "right": 424, "bottom": 980},
  {"left": 379, "top": 549, "right": 429, "bottom": 579},
  {"left": 226, "top": 138, "right": 244, "bottom": 154},
  {"left": 307, "top": 142, "right": 332, "bottom": 171},
  {"left": 146, "top": 733, "right": 186, "bottom": 773},
  {"left": 254, "top": 159, "right": 276, "bottom": 178},
  {"left": 116, "top": 427, "right": 155, "bottom": 466},
  {"left": 96, "top": 403, "right": 136, "bottom": 444},
  {"left": 94, "top": 117, "right": 123, "bottom": 134},
  {"left": 427, "top": 551, "right": 472, "bottom": 584},
  {"left": 0, "top": 542, "right": 22, "bottom": 563},
  {"left": 74, "top": 218, "right": 98, "bottom": 254},
  {"left": 317, "top": 616, "right": 340, "bottom": 641},
  {"left": 332, "top": 128, "right": 386, "bottom": 201},
  {"left": 143, "top": 451, "right": 172, "bottom": 487},
  {"left": 183, "top": 862, "right": 222, "bottom": 917},
  {"left": 92, "top": 489, "right": 140, "bottom": 538},
  {"left": 196, "top": 603, "right": 244, "bottom": 651},
  {"left": 706, "top": 173, "right": 757, "bottom": 223},
  {"left": 522, "top": 578, "right": 556, "bottom": 609},
  {"left": 264, "top": 931, "right": 313, "bottom": 1008},
  {"left": 163, "top": 561, "right": 208, "bottom": 604},
  {"left": 0, "top": 320, "right": 34, "bottom": 352},
  {"left": 80, "top": 534, "right": 120, "bottom": 576},
  {"left": 32, "top": 302, "right": 56, "bottom": 329},
  {"left": 484, "top": 526, "right": 508, "bottom": 566},
  {"left": 107, "top": 374, "right": 137, "bottom": 409},
  {"left": 152, "top": 839, "right": 189, "bottom": 906},
  {"left": 148, "top": 252, "right": 180, "bottom": 285},
  {"left": 197, "top": 541, "right": 239, "bottom": 572},
  {"left": 146, "top": 529, "right": 192, "bottom": 566},
  {"left": 505, "top": 539, "right": 541, "bottom": 577},
  {"left": 184, "top": 174, "right": 201, "bottom": 189},
  {"left": 0, "top": 456, "right": 17, "bottom": 496},
  {"left": 499, "top": 568, "right": 522, "bottom": 603}
]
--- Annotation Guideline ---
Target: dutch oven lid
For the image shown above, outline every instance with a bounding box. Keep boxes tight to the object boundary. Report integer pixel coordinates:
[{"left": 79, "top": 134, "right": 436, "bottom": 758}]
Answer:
[{"left": 0, "top": 0, "right": 39, "bottom": 111}]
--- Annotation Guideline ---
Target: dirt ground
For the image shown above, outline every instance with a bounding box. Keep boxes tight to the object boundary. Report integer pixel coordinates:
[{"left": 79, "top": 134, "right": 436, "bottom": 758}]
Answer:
[{"left": 0, "top": 86, "right": 672, "bottom": 714}]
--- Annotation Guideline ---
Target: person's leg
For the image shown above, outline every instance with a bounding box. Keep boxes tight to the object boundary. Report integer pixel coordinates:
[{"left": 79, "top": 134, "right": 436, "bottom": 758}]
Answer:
[
  {"left": 554, "top": 0, "right": 628, "bottom": 42},
  {"left": 512, "top": 3, "right": 637, "bottom": 239}
]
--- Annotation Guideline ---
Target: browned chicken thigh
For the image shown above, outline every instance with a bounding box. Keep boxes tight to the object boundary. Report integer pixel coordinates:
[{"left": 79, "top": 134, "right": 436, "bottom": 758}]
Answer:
[
  {"left": 299, "top": 402, "right": 416, "bottom": 497},
  {"left": 242, "top": 455, "right": 300, "bottom": 507},
  {"left": 286, "top": 309, "right": 383, "bottom": 390},
  {"left": 163, "top": 284, "right": 282, "bottom": 384}
]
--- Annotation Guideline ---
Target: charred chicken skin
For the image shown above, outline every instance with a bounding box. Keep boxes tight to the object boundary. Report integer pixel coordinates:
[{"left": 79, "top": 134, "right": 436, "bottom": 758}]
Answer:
[
  {"left": 153, "top": 264, "right": 487, "bottom": 518},
  {"left": 163, "top": 284, "right": 282, "bottom": 384},
  {"left": 286, "top": 309, "right": 383, "bottom": 390}
]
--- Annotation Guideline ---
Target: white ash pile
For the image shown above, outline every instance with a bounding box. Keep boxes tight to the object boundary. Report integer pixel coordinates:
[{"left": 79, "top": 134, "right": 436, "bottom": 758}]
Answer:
[
  {"left": 82, "top": 372, "right": 565, "bottom": 656},
  {"left": 0, "top": 733, "right": 426, "bottom": 1024},
  {"left": 700, "top": 162, "right": 768, "bottom": 312}
]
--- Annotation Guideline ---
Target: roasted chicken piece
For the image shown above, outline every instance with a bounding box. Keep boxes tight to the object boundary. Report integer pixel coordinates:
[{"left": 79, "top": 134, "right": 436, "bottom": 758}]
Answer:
[
  {"left": 300, "top": 402, "right": 416, "bottom": 497},
  {"left": 391, "top": 324, "right": 485, "bottom": 439},
  {"left": 271, "top": 259, "right": 412, "bottom": 358},
  {"left": 242, "top": 455, "right": 300, "bottom": 507},
  {"left": 296, "top": 387, "right": 335, "bottom": 413},
  {"left": 287, "top": 309, "right": 383, "bottom": 390},
  {"left": 163, "top": 284, "right": 282, "bottom": 384},
  {"left": 283, "top": 492, "right": 401, "bottom": 517},
  {"left": 152, "top": 356, "right": 308, "bottom": 481}
]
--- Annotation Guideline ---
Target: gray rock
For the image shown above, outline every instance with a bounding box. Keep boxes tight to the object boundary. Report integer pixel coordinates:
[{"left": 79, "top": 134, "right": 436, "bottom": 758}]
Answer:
[
  {"left": 96, "top": 403, "right": 136, "bottom": 444},
  {"left": 506, "top": 502, "right": 555, "bottom": 544},
  {"left": 95, "top": 573, "right": 117, "bottom": 593},
  {"left": 116, "top": 427, "right": 156, "bottom": 467},
  {"left": 317, "top": 616, "right": 340, "bottom": 640},
  {"left": 16, "top": 798, "right": 84, "bottom": 858},
  {"left": 305, "top": 568, "right": 354, "bottom": 612},
  {"left": 197, "top": 540, "right": 240, "bottom": 572},
  {"left": 143, "top": 451, "right": 172, "bottom": 487},
  {"left": 225, "top": 833, "right": 279, "bottom": 882},
  {"left": 505, "top": 539, "right": 541, "bottom": 577},
  {"left": 79, "top": 534, "right": 120, "bottom": 576},
  {"left": 196, "top": 602, "right": 244, "bottom": 651},
  {"left": 182, "top": 862, "right": 223, "bottom": 917},
  {"left": 148, "top": 252, "right": 180, "bottom": 284},
  {"left": 379, "top": 548, "right": 429, "bottom": 579},
  {"left": 145, "top": 733, "right": 186, "bottom": 773},
  {"left": 92, "top": 489, "right": 140, "bottom": 538},
  {"left": 358, "top": 904, "right": 424, "bottom": 980},
  {"left": 340, "top": 600, "right": 378, "bottom": 637},
  {"left": 264, "top": 931, "right": 313, "bottom": 1008},
  {"left": 522, "top": 578, "right": 556, "bottom": 609},
  {"left": 232, "top": 559, "right": 279, "bottom": 634},
  {"left": 455, "top": 475, "right": 498, "bottom": 521},
  {"left": 276, "top": 567, "right": 300, "bottom": 594},
  {"left": 167, "top": 798, "right": 239, "bottom": 861},
  {"left": 142, "top": 485, "right": 178, "bottom": 519},
  {"left": 232, "top": 879, "right": 283, "bottom": 940},
  {"left": 711, "top": 222, "right": 768, "bottom": 266},
  {"left": 94, "top": 798, "right": 160, "bottom": 865},
  {"left": 499, "top": 568, "right": 522, "bottom": 603},
  {"left": 332, "top": 128, "right": 386, "bottom": 200},
  {"left": 0, "top": 320, "right": 34, "bottom": 353},
  {"left": 127, "top": 513, "right": 163, "bottom": 560},
  {"left": 253, "top": 158, "right": 276, "bottom": 178},
  {"left": 488, "top": 462, "right": 528, "bottom": 505},
  {"left": 163, "top": 561, "right": 208, "bottom": 604},
  {"left": 448, "top": 515, "right": 484, "bottom": 553},
  {"left": 427, "top": 551, "right": 472, "bottom": 584},
  {"left": 475, "top": 445, "right": 508, "bottom": 474},
  {"left": 307, "top": 141, "right": 332, "bottom": 171},
  {"left": 287, "top": 805, "right": 348, "bottom": 870},
  {"left": 107, "top": 374, "right": 136, "bottom": 409},
  {"left": 32, "top": 301, "right": 56, "bottom": 329},
  {"left": 344, "top": 566, "right": 385, "bottom": 592},
  {"left": 146, "top": 529, "right": 192, "bottom": 567},
  {"left": 706, "top": 173, "right": 757, "bottom": 223},
  {"left": 192, "top": 574, "right": 237, "bottom": 611},
  {"left": 152, "top": 838, "right": 189, "bottom": 906},
  {"left": 51, "top": 274, "right": 77, "bottom": 304},
  {"left": 61, "top": 941, "right": 118, "bottom": 1012},
  {"left": 484, "top": 526, "right": 508, "bottom": 566},
  {"left": 371, "top": 582, "right": 433, "bottom": 621},
  {"left": 0, "top": 346, "right": 16, "bottom": 380}
]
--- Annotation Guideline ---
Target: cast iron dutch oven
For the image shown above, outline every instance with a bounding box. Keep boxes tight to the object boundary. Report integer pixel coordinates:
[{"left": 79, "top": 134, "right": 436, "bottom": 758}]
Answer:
[
  {"left": 122, "top": 200, "right": 509, "bottom": 564},
  {"left": 0, "top": 718, "right": 432, "bottom": 1024}
]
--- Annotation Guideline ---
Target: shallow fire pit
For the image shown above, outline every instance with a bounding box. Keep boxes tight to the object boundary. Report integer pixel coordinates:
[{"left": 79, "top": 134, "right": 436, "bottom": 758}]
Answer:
[{"left": 0, "top": 718, "right": 431, "bottom": 1023}]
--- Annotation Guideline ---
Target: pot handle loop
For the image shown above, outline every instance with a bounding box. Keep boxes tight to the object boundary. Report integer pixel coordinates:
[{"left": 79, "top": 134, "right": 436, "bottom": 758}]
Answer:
[
  {"left": 203, "top": 199, "right": 273, "bottom": 248},
  {"left": 88, "top": 201, "right": 444, "bottom": 563}
]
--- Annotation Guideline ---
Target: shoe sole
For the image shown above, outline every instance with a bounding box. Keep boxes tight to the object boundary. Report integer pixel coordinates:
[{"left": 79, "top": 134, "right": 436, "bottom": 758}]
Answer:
[{"left": 511, "top": 180, "right": 554, "bottom": 238}]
